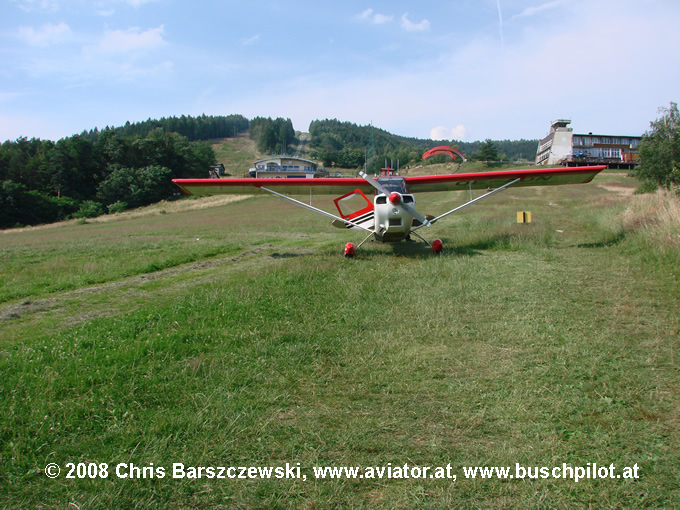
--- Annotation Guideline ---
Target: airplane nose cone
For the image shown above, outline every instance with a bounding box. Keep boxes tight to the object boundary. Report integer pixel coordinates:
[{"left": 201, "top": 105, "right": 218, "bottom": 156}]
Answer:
[{"left": 389, "top": 192, "right": 401, "bottom": 205}]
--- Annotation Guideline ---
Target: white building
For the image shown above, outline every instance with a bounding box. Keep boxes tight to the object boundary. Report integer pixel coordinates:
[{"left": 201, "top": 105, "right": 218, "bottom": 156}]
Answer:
[{"left": 536, "top": 119, "right": 641, "bottom": 169}]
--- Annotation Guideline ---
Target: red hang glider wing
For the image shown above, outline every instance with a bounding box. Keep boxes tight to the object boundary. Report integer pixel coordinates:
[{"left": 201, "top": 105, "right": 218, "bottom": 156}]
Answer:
[
  {"left": 172, "top": 177, "right": 375, "bottom": 196},
  {"left": 403, "top": 166, "right": 606, "bottom": 193},
  {"left": 422, "top": 146, "right": 467, "bottom": 162}
]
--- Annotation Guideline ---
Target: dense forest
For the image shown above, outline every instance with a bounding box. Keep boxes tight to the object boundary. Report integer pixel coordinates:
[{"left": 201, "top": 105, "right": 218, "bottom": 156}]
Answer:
[
  {"left": 1, "top": 114, "right": 540, "bottom": 229},
  {"left": 1, "top": 124, "right": 217, "bottom": 228},
  {"left": 308, "top": 119, "right": 538, "bottom": 171}
]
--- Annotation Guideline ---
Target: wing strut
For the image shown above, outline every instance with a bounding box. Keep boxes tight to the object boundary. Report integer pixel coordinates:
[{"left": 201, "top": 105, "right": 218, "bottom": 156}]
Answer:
[
  {"left": 259, "top": 187, "right": 374, "bottom": 234},
  {"left": 411, "top": 178, "right": 522, "bottom": 232}
]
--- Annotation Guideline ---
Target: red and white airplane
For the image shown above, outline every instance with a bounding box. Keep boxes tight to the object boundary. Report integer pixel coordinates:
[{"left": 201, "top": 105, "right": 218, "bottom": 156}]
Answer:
[{"left": 173, "top": 163, "right": 605, "bottom": 257}]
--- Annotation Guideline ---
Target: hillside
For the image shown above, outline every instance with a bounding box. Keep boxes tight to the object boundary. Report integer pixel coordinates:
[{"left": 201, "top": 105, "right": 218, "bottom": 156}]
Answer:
[{"left": 210, "top": 134, "right": 259, "bottom": 177}]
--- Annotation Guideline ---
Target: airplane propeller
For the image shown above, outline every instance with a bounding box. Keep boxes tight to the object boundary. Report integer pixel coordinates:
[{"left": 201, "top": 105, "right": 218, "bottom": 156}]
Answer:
[{"left": 359, "top": 172, "right": 431, "bottom": 227}]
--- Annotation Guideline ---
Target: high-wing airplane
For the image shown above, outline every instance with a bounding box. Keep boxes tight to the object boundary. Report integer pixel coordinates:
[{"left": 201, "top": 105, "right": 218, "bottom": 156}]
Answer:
[{"left": 173, "top": 165, "right": 605, "bottom": 257}]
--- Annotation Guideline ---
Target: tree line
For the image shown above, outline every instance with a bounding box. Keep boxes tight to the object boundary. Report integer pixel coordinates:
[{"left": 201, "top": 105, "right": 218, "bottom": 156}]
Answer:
[
  {"left": 80, "top": 114, "right": 250, "bottom": 142},
  {"left": 456, "top": 139, "right": 539, "bottom": 163},
  {"left": 0, "top": 129, "right": 215, "bottom": 228},
  {"left": 308, "top": 119, "right": 540, "bottom": 171},
  {"left": 309, "top": 119, "right": 435, "bottom": 172},
  {"left": 0, "top": 114, "right": 301, "bottom": 228}
]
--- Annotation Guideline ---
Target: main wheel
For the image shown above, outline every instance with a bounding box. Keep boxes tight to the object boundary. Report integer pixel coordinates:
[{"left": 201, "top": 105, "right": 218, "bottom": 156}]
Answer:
[{"left": 344, "top": 242, "right": 356, "bottom": 258}]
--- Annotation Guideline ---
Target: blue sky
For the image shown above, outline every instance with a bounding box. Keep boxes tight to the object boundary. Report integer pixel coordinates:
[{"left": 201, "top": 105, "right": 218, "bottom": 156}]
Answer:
[{"left": 2, "top": 0, "right": 679, "bottom": 143}]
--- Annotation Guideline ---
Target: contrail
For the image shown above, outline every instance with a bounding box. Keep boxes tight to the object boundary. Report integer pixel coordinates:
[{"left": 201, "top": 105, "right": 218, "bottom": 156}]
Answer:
[{"left": 496, "top": 0, "right": 504, "bottom": 50}]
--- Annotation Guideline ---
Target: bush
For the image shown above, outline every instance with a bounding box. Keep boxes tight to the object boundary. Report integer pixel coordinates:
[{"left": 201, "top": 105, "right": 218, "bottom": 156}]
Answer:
[
  {"left": 0, "top": 181, "right": 80, "bottom": 228},
  {"left": 635, "top": 180, "right": 659, "bottom": 195},
  {"left": 75, "top": 200, "right": 105, "bottom": 219},
  {"left": 107, "top": 201, "right": 128, "bottom": 214},
  {"left": 97, "top": 165, "right": 173, "bottom": 209}
]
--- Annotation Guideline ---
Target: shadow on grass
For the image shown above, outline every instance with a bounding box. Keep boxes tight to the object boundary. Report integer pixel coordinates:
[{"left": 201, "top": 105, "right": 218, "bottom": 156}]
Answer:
[
  {"left": 315, "top": 230, "right": 548, "bottom": 259},
  {"left": 269, "top": 252, "right": 307, "bottom": 259},
  {"left": 456, "top": 232, "right": 516, "bottom": 252},
  {"left": 576, "top": 231, "right": 627, "bottom": 249},
  {"left": 355, "top": 236, "right": 487, "bottom": 259}
]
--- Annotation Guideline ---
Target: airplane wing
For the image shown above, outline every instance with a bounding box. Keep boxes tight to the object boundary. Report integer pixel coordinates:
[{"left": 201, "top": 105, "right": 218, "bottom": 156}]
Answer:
[
  {"left": 403, "top": 165, "right": 606, "bottom": 193},
  {"left": 172, "top": 177, "right": 375, "bottom": 196},
  {"left": 173, "top": 166, "right": 605, "bottom": 196}
]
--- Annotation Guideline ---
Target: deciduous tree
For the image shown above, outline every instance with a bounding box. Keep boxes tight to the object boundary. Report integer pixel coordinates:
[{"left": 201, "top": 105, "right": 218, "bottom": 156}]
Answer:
[{"left": 637, "top": 102, "right": 680, "bottom": 192}]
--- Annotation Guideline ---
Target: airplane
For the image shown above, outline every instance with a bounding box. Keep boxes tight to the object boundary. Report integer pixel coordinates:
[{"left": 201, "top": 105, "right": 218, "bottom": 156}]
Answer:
[{"left": 172, "top": 163, "right": 606, "bottom": 257}]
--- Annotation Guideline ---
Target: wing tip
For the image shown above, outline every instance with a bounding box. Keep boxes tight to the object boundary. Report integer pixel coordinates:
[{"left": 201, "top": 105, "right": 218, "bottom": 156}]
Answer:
[{"left": 172, "top": 180, "right": 193, "bottom": 196}]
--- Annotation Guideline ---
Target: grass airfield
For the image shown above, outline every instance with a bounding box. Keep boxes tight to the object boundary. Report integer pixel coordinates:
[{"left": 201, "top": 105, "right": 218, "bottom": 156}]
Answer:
[{"left": 1, "top": 172, "right": 679, "bottom": 508}]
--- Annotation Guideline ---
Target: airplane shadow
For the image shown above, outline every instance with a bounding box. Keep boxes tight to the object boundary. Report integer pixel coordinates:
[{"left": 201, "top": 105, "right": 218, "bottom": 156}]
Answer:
[
  {"left": 576, "top": 231, "right": 627, "bottom": 249},
  {"left": 363, "top": 237, "right": 488, "bottom": 259}
]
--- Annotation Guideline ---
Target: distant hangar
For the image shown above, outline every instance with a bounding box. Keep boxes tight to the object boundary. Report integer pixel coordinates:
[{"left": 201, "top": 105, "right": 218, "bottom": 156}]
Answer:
[{"left": 248, "top": 156, "right": 329, "bottom": 178}]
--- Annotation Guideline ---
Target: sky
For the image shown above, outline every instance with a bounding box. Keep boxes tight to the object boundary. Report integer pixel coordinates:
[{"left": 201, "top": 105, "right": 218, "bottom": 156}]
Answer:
[{"left": 2, "top": 0, "right": 679, "bottom": 143}]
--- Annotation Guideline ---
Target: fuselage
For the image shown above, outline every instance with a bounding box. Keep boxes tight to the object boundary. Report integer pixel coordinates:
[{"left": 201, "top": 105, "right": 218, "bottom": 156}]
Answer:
[{"left": 373, "top": 192, "right": 416, "bottom": 242}]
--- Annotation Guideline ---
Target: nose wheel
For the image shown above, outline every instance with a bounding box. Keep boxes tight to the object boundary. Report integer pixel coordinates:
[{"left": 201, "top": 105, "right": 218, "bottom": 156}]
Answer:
[{"left": 432, "top": 238, "right": 443, "bottom": 254}]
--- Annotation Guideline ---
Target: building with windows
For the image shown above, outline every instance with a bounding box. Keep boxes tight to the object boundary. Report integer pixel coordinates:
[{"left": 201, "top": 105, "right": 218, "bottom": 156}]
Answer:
[
  {"left": 535, "top": 119, "right": 641, "bottom": 169},
  {"left": 248, "top": 156, "right": 329, "bottom": 178}
]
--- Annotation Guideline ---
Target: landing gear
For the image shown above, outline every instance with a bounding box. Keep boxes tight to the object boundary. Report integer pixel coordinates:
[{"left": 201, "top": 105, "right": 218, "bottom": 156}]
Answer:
[{"left": 343, "top": 236, "right": 442, "bottom": 257}]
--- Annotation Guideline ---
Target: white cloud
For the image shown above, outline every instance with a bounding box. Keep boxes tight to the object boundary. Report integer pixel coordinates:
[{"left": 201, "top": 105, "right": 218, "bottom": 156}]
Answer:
[
  {"left": 90, "top": 25, "right": 167, "bottom": 55},
  {"left": 430, "top": 125, "right": 467, "bottom": 141},
  {"left": 123, "top": 0, "right": 160, "bottom": 7},
  {"left": 18, "top": 22, "right": 72, "bottom": 47},
  {"left": 11, "top": 0, "right": 59, "bottom": 13},
  {"left": 400, "top": 13, "right": 430, "bottom": 33},
  {"left": 357, "top": 8, "right": 394, "bottom": 25}
]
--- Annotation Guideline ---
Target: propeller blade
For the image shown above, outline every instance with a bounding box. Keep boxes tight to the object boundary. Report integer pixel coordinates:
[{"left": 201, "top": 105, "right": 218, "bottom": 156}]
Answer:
[
  {"left": 402, "top": 202, "right": 431, "bottom": 227},
  {"left": 359, "top": 171, "right": 389, "bottom": 195}
]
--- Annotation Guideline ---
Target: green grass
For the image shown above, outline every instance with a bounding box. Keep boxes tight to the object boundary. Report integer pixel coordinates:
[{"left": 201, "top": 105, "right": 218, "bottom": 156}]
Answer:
[{"left": 1, "top": 173, "right": 678, "bottom": 508}]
